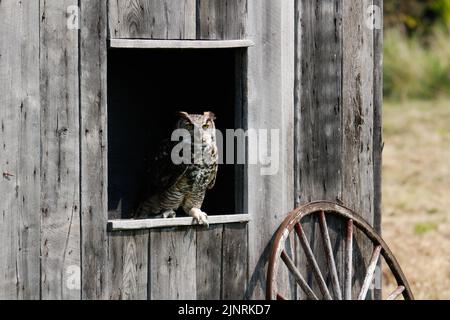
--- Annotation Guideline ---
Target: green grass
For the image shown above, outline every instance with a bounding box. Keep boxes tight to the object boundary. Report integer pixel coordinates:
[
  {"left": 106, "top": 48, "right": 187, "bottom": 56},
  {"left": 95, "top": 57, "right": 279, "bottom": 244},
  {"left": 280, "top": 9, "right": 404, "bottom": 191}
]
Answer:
[
  {"left": 414, "top": 222, "right": 439, "bottom": 235},
  {"left": 384, "top": 28, "right": 450, "bottom": 100}
]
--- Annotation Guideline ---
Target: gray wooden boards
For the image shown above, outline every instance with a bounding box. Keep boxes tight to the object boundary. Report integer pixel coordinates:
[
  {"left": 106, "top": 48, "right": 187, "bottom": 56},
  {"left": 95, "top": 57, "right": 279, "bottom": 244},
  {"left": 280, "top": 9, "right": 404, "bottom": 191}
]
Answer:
[
  {"left": 109, "top": 214, "right": 250, "bottom": 231},
  {"left": 79, "top": 0, "right": 109, "bottom": 300},
  {"left": 40, "top": 0, "right": 81, "bottom": 300},
  {"left": 108, "top": 0, "right": 247, "bottom": 40},
  {"left": 109, "top": 39, "right": 254, "bottom": 49},
  {"left": 295, "top": 0, "right": 380, "bottom": 300},
  {"left": 108, "top": 230, "right": 149, "bottom": 300},
  {"left": 0, "top": 0, "right": 40, "bottom": 300},
  {"left": 246, "top": 0, "right": 295, "bottom": 299},
  {"left": 147, "top": 224, "right": 247, "bottom": 300},
  {"left": 106, "top": 223, "right": 248, "bottom": 300}
]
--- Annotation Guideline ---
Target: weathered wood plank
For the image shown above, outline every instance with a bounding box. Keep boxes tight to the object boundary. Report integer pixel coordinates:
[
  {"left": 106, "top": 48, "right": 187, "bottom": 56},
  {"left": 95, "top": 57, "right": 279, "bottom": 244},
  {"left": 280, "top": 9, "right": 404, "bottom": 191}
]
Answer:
[
  {"left": 108, "top": 214, "right": 250, "bottom": 231},
  {"left": 149, "top": 227, "right": 197, "bottom": 299},
  {"left": 40, "top": 0, "right": 81, "bottom": 300},
  {"left": 79, "top": 0, "right": 109, "bottom": 299},
  {"left": 108, "top": 0, "right": 196, "bottom": 39},
  {"left": 246, "top": 0, "right": 295, "bottom": 299},
  {"left": 234, "top": 48, "right": 248, "bottom": 215},
  {"left": 196, "top": 225, "right": 223, "bottom": 300},
  {"left": 197, "top": 0, "right": 247, "bottom": 39},
  {"left": 373, "top": 0, "right": 383, "bottom": 300},
  {"left": 107, "top": 231, "right": 149, "bottom": 300},
  {"left": 109, "top": 39, "right": 254, "bottom": 49},
  {"left": 222, "top": 223, "right": 248, "bottom": 299},
  {"left": 295, "top": 0, "right": 345, "bottom": 300},
  {"left": 342, "top": 0, "right": 375, "bottom": 299},
  {"left": 0, "top": 0, "right": 40, "bottom": 300}
]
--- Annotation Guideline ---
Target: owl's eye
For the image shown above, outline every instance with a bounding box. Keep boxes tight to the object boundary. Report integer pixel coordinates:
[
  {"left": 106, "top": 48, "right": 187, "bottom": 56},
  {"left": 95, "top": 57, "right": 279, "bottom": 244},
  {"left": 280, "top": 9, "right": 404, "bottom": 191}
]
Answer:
[
  {"left": 202, "top": 123, "right": 210, "bottom": 130},
  {"left": 186, "top": 123, "right": 194, "bottom": 130}
]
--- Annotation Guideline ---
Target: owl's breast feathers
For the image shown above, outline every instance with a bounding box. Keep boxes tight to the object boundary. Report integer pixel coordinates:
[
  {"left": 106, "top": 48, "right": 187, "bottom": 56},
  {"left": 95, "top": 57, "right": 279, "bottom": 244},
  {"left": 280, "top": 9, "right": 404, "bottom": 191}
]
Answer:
[{"left": 148, "top": 139, "right": 218, "bottom": 195}]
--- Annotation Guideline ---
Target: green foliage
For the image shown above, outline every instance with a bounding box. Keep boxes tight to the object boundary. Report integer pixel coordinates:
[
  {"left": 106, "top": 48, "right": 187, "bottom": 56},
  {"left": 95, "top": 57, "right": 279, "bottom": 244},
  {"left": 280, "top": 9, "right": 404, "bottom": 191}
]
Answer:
[
  {"left": 414, "top": 221, "right": 438, "bottom": 235},
  {"left": 384, "top": 28, "right": 450, "bottom": 100},
  {"left": 385, "top": 0, "right": 450, "bottom": 36}
]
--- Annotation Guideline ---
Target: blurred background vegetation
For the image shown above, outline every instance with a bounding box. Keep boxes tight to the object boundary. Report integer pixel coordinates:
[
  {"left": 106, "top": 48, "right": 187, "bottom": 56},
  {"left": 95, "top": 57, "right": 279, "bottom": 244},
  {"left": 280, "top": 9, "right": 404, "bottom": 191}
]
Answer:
[
  {"left": 384, "top": 0, "right": 450, "bottom": 100},
  {"left": 382, "top": 0, "right": 450, "bottom": 299}
]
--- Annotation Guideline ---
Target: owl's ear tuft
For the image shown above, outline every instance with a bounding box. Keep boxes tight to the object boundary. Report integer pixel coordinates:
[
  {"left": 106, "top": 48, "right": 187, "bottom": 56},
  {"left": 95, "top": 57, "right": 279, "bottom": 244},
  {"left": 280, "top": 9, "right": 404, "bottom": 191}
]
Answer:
[
  {"left": 204, "top": 111, "right": 216, "bottom": 121},
  {"left": 177, "top": 111, "right": 191, "bottom": 121}
]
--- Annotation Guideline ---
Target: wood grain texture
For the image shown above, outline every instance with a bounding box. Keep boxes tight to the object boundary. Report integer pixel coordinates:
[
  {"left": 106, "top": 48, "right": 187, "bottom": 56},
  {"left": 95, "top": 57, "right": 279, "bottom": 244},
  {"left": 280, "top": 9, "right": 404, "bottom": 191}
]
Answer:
[
  {"left": 108, "top": 214, "right": 250, "bottom": 231},
  {"left": 295, "top": 0, "right": 345, "bottom": 300},
  {"left": 108, "top": 39, "right": 254, "bottom": 49},
  {"left": 0, "top": 0, "right": 40, "bottom": 300},
  {"left": 40, "top": 0, "right": 81, "bottom": 300},
  {"left": 108, "top": 0, "right": 196, "bottom": 39},
  {"left": 222, "top": 224, "right": 248, "bottom": 299},
  {"left": 196, "top": 225, "right": 223, "bottom": 300},
  {"left": 149, "top": 227, "right": 197, "bottom": 299},
  {"left": 107, "top": 231, "right": 149, "bottom": 300},
  {"left": 197, "top": 0, "right": 247, "bottom": 39},
  {"left": 373, "top": 0, "right": 383, "bottom": 300},
  {"left": 342, "top": 0, "right": 375, "bottom": 299},
  {"left": 79, "top": 0, "right": 109, "bottom": 299},
  {"left": 246, "top": 0, "right": 295, "bottom": 299},
  {"left": 295, "top": 0, "right": 380, "bottom": 299}
]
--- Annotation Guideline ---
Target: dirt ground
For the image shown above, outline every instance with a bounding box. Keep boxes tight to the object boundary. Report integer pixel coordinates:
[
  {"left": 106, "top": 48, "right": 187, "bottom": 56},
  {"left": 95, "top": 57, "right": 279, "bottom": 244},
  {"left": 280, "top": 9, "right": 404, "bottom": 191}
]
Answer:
[{"left": 382, "top": 98, "right": 450, "bottom": 299}]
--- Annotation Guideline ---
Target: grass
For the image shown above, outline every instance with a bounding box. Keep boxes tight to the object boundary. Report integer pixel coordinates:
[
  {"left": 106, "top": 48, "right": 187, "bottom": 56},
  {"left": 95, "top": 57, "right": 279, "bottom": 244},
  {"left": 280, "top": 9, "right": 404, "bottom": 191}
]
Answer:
[
  {"left": 414, "top": 222, "right": 438, "bottom": 235},
  {"left": 382, "top": 98, "right": 450, "bottom": 299},
  {"left": 384, "top": 28, "right": 450, "bottom": 100}
]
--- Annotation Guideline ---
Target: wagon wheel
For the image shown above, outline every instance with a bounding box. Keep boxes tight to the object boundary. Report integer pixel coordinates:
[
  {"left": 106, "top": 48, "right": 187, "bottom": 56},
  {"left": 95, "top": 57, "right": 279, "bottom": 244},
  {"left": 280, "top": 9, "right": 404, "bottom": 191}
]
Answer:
[{"left": 266, "top": 201, "right": 414, "bottom": 300}]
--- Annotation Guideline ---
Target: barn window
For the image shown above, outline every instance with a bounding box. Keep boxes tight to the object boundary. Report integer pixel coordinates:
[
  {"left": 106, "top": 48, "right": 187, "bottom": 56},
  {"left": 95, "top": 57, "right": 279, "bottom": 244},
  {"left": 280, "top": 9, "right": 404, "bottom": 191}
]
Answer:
[{"left": 107, "top": 40, "right": 252, "bottom": 230}]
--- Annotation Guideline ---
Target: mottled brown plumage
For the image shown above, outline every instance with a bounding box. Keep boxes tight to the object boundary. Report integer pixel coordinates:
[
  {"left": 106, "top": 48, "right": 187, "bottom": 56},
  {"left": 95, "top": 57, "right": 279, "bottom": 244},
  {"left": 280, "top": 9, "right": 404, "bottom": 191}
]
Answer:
[{"left": 135, "top": 111, "right": 218, "bottom": 226}]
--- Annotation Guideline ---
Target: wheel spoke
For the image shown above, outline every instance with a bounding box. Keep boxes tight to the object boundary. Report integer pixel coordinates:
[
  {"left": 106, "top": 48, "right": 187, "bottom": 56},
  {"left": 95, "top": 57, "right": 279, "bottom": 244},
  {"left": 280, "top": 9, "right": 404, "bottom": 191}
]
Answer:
[
  {"left": 344, "top": 219, "right": 353, "bottom": 300},
  {"left": 357, "top": 245, "right": 382, "bottom": 300},
  {"left": 387, "top": 286, "right": 405, "bottom": 300},
  {"left": 281, "top": 250, "right": 318, "bottom": 300},
  {"left": 319, "top": 211, "right": 342, "bottom": 300},
  {"left": 295, "top": 223, "right": 333, "bottom": 300}
]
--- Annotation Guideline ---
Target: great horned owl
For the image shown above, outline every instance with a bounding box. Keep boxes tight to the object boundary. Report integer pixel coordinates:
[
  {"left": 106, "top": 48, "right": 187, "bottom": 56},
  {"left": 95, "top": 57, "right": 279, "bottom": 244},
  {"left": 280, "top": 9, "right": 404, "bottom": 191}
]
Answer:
[{"left": 135, "top": 111, "right": 218, "bottom": 227}]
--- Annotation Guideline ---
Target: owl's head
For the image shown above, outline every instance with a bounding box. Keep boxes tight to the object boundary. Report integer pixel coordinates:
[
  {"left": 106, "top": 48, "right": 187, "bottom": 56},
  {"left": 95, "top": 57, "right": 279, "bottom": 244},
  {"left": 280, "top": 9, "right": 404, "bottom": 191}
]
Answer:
[{"left": 176, "top": 111, "right": 217, "bottom": 145}]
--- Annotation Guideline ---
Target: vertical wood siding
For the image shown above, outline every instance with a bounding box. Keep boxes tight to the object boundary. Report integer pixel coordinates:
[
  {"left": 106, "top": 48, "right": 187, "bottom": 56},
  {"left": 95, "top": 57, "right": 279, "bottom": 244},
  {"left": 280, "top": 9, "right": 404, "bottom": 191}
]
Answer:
[
  {"left": 342, "top": 0, "right": 375, "bottom": 299},
  {"left": 108, "top": 0, "right": 196, "bottom": 39},
  {"left": 295, "top": 0, "right": 380, "bottom": 299},
  {"left": 295, "top": 0, "right": 345, "bottom": 299},
  {"left": 197, "top": 0, "right": 247, "bottom": 39},
  {"left": 40, "top": 0, "right": 81, "bottom": 300},
  {"left": 0, "top": 0, "right": 381, "bottom": 300},
  {"left": 373, "top": 0, "right": 383, "bottom": 299},
  {"left": 0, "top": 0, "right": 41, "bottom": 300},
  {"left": 246, "top": 0, "right": 296, "bottom": 299},
  {"left": 108, "top": 0, "right": 246, "bottom": 40},
  {"left": 196, "top": 225, "right": 223, "bottom": 300},
  {"left": 79, "top": 0, "right": 109, "bottom": 300},
  {"left": 108, "top": 231, "right": 148, "bottom": 299}
]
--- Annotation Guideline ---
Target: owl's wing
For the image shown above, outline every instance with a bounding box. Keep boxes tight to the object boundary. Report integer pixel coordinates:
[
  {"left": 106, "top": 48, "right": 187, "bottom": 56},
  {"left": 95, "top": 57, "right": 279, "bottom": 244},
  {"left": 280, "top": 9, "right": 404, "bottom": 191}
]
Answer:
[
  {"left": 147, "top": 139, "right": 188, "bottom": 193},
  {"left": 207, "top": 164, "right": 218, "bottom": 190}
]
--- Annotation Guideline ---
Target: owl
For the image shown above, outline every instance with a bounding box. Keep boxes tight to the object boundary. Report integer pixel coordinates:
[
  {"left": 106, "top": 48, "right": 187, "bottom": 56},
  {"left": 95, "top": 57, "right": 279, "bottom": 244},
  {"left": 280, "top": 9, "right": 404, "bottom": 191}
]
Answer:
[{"left": 135, "top": 111, "right": 218, "bottom": 227}]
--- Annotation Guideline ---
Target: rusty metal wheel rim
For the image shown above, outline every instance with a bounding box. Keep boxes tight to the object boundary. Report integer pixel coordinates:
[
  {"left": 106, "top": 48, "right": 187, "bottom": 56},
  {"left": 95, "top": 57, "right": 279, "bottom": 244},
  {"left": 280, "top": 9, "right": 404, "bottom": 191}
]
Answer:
[{"left": 266, "top": 201, "right": 414, "bottom": 300}]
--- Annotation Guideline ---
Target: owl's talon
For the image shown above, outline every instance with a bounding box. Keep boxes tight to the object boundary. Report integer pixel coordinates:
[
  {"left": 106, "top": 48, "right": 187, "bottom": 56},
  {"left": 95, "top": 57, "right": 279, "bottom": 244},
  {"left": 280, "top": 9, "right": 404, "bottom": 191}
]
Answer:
[
  {"left": 189, "top": 208, "right": 209, "bottom": 228},
  {"left": 156, "top": 210, "right": 176, "bottom": 219}
]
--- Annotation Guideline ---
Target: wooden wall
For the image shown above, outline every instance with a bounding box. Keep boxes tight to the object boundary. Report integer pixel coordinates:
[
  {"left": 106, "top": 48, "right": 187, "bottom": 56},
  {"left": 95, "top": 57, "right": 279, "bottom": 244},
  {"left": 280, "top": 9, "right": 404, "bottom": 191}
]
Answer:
[
  {"left": 1, "top": 0, "right": 250, "bottom": 300},
  {"left": 0, "top": 0, "right": 40, "bottom": 300},
  {"left": 295, "top": 0, "right": 382, "bottom": 299},
  {"left": 0, "top": 0, "right": 382, "bottom": 300}
]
